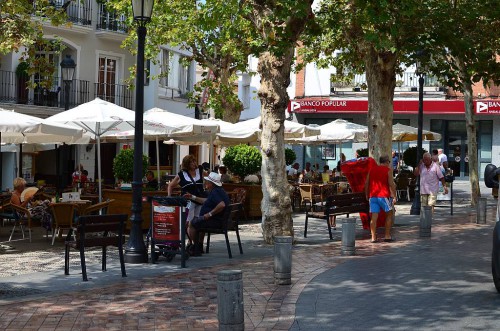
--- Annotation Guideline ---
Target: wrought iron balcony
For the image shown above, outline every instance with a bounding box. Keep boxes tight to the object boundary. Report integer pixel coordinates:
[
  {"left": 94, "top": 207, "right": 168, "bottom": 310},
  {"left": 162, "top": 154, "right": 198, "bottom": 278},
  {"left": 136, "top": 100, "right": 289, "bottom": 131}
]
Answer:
[
  {"left": 94, "top": 82, "right": 133, "bottom": 109},
  {"left": 34, "top": 0, "right": 92, "bottom": 26},
  {"left": 96, "top": 4, "right": 127, "bottom": 33},
  {"left": 0, "top": 70, "right": 90, "bottom": 108}
]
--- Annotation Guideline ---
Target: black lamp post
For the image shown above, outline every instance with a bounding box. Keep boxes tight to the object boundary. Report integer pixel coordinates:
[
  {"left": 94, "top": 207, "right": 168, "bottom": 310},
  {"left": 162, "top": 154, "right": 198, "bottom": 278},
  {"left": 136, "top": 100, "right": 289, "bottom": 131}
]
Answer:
[
  {"left": 60, "top": 54, "right": 76, "bottom": 110},
  {"left": 125, "top": 0, "right": 154, "bottom": 263},
  {"left": 410, "top": 57, "right": 425, "bottom": 215},
  {"left": 60, "top": 54, "right": 76, "bottom": 193}
]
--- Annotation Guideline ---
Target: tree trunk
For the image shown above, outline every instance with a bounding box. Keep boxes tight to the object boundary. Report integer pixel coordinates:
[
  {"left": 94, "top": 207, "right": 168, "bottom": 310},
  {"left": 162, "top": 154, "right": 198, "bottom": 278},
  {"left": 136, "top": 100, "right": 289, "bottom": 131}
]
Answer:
[
  {"left": 219, "top": 63, "right": 243, "bottom": 124},
  {"left": 457, "top": 59, "right": 481, "bottom": 206},
  {"left": 258, "top": 48, "right": 294, "bottom": 244},
  {"left": 364, "top": 48, "right": 397, "bottom": 162}
]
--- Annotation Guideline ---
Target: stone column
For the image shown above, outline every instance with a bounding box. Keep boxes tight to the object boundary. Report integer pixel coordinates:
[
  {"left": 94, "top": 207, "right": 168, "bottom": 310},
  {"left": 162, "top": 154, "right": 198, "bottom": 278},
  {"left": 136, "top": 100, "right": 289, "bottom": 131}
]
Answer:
[
  {"left": 419, "top": 206, "right": 432, "bottom": 237},
  {"left": 341, "top": 218, "right": 356, "bottom": 256},
  {"left": 217, "top": 270, "right": 244, "bottom": 331},
  {"left": 274, "top": 236, "right": 292, "bottom": 285}
]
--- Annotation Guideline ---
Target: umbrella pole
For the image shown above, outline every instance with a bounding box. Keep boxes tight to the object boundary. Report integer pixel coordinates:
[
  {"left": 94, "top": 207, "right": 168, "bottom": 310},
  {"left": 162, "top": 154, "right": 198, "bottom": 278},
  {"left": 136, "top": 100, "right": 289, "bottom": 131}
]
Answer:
[
  {"left": 156, "top": 136, "right": 160, "bottom": 190},
  {"left": 18, "top": 144, "right": 23, "bottom": 178},
  {"left": 0, "top": 132, "right": 2, "bottom": 190},
  {"left": 97, "top": 126, "right": 102, "bottom": 203}
]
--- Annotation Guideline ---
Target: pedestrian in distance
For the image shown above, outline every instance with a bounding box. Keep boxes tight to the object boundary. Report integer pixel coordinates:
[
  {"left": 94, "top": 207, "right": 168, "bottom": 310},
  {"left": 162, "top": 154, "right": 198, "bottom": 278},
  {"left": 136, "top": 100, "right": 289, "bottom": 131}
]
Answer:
[
  {"left": 414, "top": 152, "right": 448, "bottom": 213},
  {"left": 365, "top": 155, "right": 397, "bottom": 243}
]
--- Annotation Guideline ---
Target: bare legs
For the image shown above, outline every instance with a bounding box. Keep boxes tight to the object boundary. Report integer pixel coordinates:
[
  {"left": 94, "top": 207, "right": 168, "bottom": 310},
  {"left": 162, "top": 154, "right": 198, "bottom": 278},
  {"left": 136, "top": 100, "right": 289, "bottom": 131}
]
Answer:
[{"left": 370, "top": 209, "right": 394, "bottom": 242}]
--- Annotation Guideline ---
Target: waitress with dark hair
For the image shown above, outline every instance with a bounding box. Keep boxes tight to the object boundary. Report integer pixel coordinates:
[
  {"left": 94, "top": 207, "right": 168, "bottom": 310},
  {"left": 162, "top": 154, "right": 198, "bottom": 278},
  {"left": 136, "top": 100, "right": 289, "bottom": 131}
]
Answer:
[{"left": 168, "top": 155, "right": 206, "bottom": 224}]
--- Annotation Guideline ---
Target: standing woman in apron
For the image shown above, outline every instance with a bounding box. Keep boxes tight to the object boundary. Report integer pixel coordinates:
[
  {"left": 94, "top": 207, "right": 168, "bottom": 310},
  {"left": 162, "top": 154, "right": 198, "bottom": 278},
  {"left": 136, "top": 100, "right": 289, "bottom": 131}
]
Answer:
[{"left": 168, "top": 155, "right": 206, "bottom": 228}]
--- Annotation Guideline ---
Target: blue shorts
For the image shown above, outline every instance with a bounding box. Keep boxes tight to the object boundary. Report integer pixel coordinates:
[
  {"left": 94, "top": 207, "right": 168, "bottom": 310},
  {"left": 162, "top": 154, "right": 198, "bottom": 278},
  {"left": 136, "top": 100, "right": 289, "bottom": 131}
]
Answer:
[{"left": 369, "top": 197, "right": 393, "bottom": 213}]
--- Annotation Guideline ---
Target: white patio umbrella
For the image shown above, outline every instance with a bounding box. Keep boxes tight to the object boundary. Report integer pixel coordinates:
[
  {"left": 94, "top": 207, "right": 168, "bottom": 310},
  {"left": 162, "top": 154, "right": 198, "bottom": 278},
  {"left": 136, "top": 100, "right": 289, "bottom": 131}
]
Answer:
[
  {"left": 231, "top": 116, "right": 321, "bottom": 141},
  {"left": 0, "top": 109, "right": 85, "bottom": 144},
  {"left": 288, "top": 119, "right": 368, "bottom": 145},
  {"left": 101, "top": 108, "right": 220, "bottom": 187},
  {"left": 45, "top": 98, "right": 143, "bottom": 202},
  {"left": 0, "top": 109, "right": 86, "bottom": 190},
  {"left": 392, "top": 123, "right": 442, "bottom": 142}
]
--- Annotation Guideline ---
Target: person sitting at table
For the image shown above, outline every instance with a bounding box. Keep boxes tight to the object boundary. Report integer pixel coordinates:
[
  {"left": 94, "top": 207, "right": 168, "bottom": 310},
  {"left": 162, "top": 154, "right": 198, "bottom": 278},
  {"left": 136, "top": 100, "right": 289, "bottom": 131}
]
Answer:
[
  {"left": 184, "top": 172, "right": 230, "bottom": 256},
  {"left": 11, "top": 177, "right": 52, "bottom": 232},
  {"left": 145, "top": 170, "right": 158, "bottom": 190},
  {"left": 337, "top": 153, "right": 346, "bottom": 174},
  {"left": 218, "top": 166, "right": 231, "bottom": 183},
  {"left": 302, "top": 162, "right": 314, "bottom": 179}
]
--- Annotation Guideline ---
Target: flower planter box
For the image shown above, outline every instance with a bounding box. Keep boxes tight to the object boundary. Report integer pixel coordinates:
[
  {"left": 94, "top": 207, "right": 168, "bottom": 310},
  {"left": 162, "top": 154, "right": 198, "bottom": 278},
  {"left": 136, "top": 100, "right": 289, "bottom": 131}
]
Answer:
[{"left": 222, "top": 183, "right": 262, "bottom": 219}]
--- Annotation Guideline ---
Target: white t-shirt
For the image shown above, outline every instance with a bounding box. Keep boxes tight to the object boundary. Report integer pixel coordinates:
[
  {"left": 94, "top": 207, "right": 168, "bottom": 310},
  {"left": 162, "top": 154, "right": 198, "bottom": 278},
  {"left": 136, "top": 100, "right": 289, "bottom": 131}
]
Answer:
[
  {"left": 438, "top": 153, "right": 448, "bottom": 164},
  {"left": 288, "top": 168, "right": 298, "bottom": 176}
]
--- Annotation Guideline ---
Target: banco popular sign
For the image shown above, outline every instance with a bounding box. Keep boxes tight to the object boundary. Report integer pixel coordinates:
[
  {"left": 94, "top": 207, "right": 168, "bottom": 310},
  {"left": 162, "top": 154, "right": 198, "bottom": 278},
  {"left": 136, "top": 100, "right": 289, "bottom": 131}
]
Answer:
[
  {"left": 288, "top": 98, "right": 500, "bottom": 115},
  {"left": 476, "top": 101, "right": 500, "bottom": 114}
]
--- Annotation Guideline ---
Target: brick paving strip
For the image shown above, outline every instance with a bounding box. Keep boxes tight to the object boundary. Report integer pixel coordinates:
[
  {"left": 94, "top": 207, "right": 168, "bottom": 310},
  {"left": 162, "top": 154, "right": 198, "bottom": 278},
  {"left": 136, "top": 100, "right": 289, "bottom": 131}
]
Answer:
[{"left": 0, "top": 207, "right": 485, "bottom": 330}]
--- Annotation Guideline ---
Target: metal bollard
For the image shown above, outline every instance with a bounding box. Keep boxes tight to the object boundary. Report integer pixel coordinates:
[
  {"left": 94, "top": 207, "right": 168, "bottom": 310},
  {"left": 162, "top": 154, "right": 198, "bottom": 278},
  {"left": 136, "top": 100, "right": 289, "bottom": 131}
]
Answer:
[
  {"left": 419, "top": 206, "right": 432, "bottom": 237},
  {"left": 477, "top": 197, "right": 487, "bottom": 224},
  {"left": 341, "top": 218, "right": 356, "bottom": 256},
  {"left": 217, "top": 270, "right": 244, "bottom": 331},
  {"left": 274, "top": 236, "right": 292, "bottom": 285}
]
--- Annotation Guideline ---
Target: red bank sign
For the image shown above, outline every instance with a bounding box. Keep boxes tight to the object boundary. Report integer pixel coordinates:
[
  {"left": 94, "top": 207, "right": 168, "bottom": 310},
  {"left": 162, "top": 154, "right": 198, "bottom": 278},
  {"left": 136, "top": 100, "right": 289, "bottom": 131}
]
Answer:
[{"left": 287, "top": 99, "right": 500, "bottom": 115}]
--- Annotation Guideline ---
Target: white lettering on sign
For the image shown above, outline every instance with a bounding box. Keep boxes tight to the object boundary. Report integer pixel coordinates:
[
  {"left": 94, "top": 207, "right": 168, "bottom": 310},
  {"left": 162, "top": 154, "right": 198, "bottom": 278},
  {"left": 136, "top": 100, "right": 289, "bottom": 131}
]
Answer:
[
  {"left": 476, "top": 101, "right": 500, "bottom": 114},
  {"left": 289, "top": 100, "right": 348, "bottom": 113}
]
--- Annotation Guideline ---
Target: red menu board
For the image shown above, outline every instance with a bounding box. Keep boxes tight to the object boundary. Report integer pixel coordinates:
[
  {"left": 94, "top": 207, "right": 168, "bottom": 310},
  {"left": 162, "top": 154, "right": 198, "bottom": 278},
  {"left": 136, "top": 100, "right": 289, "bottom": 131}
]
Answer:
[{"left": 152, "top": 200, "right": 180, "bottom": 242}]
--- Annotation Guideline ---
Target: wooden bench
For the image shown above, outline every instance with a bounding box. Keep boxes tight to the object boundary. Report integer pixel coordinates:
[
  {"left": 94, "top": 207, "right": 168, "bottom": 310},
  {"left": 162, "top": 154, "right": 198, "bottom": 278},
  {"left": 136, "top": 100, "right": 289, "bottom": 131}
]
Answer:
[
  {"left": 64, "top": 214, "right": 127, "bottom": 281},
  {"left": 196, "top": 203, "right": 243, "bottom": 259},
  {"left": 304, "top": 192, "right": 369, "bottom": 240}
]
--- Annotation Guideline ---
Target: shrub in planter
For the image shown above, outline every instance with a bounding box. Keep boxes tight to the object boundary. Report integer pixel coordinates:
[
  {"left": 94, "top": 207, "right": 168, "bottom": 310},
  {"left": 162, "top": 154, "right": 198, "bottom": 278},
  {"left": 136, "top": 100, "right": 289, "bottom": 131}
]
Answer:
[
  {"left": 222, "top": 144, "right": 262, "bottom": 179},
  {"left": 356, "top": 148, "right": 369, "bottom": 157},
  {"left": 285, "top": 148, "right": 296, "bottom": 166},
  {"left": 113, "top": 148, "right": 149, "bottom": 183},
  {"left": 403, "top": 146, "right": 428, "bottom": 168}
]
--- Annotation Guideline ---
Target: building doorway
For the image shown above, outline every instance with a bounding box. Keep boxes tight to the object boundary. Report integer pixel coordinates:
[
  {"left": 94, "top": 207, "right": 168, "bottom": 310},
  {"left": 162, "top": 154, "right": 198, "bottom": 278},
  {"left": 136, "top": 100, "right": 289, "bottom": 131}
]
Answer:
[{"left": 448, "top": 135, "right": 468, "bottom": 178}]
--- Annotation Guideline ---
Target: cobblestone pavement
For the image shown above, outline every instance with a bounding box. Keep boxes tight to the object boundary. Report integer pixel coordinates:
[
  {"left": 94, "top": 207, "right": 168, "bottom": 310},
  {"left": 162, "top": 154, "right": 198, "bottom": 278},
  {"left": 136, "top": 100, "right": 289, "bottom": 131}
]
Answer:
[{"left": 0, "top": 180, "right": 497, "bottom": 330}]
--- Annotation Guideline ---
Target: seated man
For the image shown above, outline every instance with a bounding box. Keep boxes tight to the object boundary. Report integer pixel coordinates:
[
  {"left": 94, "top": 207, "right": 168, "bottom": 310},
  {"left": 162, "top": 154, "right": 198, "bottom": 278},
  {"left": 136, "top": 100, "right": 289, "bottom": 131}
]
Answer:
[
  {"left": 183, "top": 172, "right": 230, "bottom": 256},
  {"left": 145, "top": 170, "right": 158, "bottom": 190}
]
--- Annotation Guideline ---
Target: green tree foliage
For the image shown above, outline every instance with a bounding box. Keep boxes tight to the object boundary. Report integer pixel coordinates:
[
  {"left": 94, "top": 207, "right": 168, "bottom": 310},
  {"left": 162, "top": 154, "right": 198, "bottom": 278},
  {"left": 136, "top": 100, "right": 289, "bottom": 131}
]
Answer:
[
  {"left": 108, "top": 0, "right": 252, "bottom": 122},
  {"left": 403, "top": 147, "right": 427, "bottom": 168},
  {"left": 302, "top": 0, "right": 428, "bottom": 162},
  {"left": 284, "top": 148, "right": 296, "bottom": 166},
  {"left": 417, "top": 0, "right": 500, "bottom": 205},
  {"left": 222, "top": 144, "right": 262, "bottom": 179},
  {"left": 113, "top": 149, "right": 149, "bottom": 183}
]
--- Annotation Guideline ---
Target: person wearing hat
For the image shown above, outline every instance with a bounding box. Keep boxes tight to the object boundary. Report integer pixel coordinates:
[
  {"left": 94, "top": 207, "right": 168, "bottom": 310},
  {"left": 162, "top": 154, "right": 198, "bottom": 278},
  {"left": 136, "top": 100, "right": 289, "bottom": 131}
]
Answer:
[{"left": 183, "top": 171, "right": 230, "bottom": 256}]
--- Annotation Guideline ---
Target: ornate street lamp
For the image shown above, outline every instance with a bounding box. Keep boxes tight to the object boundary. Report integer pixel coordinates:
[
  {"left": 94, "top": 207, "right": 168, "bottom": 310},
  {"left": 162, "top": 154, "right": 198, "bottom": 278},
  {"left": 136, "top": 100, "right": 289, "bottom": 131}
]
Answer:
[
  {"left": 60, "top": 54, "right": 76, "bottom": 111},
  {"left": 125, "top": 0, "right": 154, "bottom": 263},
  {"left": 59, "top": 54, "right": 76, "bottom": 193},
  {"left": 410, "top": 52, "right": 426, "bottom": 215}
]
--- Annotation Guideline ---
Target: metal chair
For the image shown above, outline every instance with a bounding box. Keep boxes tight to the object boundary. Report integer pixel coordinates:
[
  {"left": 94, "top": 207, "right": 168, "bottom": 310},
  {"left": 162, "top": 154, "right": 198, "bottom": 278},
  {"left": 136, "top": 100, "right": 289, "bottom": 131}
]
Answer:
[{"left": 9, "top": 204, "right": 33, "bottom": 242}]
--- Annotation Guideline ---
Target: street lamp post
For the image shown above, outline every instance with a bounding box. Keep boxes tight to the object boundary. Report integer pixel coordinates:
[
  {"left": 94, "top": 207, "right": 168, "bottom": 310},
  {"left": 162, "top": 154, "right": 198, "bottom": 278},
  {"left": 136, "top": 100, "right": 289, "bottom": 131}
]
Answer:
[
  {"left": 60, "top": 54, "right": 76, "bottom": 111},
  {"left": 60, "top": 54, "right": 76, "bottom": 193},
  {"left": 410, "top": 61, "right": 425, "bottom": 215},
  {"left": 125, "top": 0, "right": 154, "bottom": 263}
]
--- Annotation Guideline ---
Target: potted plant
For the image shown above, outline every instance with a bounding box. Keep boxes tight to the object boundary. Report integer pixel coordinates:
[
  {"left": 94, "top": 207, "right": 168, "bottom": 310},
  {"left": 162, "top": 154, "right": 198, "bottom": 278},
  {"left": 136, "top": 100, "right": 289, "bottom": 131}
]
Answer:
[
  {"left": 285, "top": 148, "right": 296, "bottom": 166},
  {"left": 16, "top": 61, "right": 30, "bottom": 104},
  {"left": 222, "top": 144, "right": 263, "bottom": 218},
  {"left": 222, "top": 144, "right": 262, "bottom": 182},
  {"left": 112, "top": 148, "right": 149, "bottom": 190},
  {"left": 402, "top": 146, "right": 428, "bottom": 168}
]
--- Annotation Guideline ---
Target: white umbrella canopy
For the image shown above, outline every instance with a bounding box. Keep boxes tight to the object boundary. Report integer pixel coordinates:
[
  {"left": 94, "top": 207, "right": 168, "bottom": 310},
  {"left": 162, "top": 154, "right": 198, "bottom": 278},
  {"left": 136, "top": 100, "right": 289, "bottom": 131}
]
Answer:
[
  {"left": 231, "top": 116, "right": 321, "bottom": 141},
  {"left": 45, "top": 98, "right": 144, "bottom": 202},
  {"left": 0, "top": 109, "right": 85, "bottom": 144},
  {"left": 392, "top": 123, "right": 442, "bottom": 142},
  {"left": 288, "top": 119, "right": 368, "bottom": 145}
]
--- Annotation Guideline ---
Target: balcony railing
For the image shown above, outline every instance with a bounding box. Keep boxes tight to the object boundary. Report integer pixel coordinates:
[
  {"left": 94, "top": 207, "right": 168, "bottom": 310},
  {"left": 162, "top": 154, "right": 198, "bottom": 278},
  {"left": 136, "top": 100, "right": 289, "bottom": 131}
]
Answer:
[
  {"left": 0, "top": 70, "right": 90, "bottom": 109},
  {"left": 34, "top": 0, "right": 92, "bottom": 26},
  {"left": 96, "top": 4, "right": 127, "bottom": 33},
  {"left": 94, "top": 83, "right": 133, "bottom": 109},
  {"left": 331, "top": 72, "right": 442, "bottom": 91}
]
